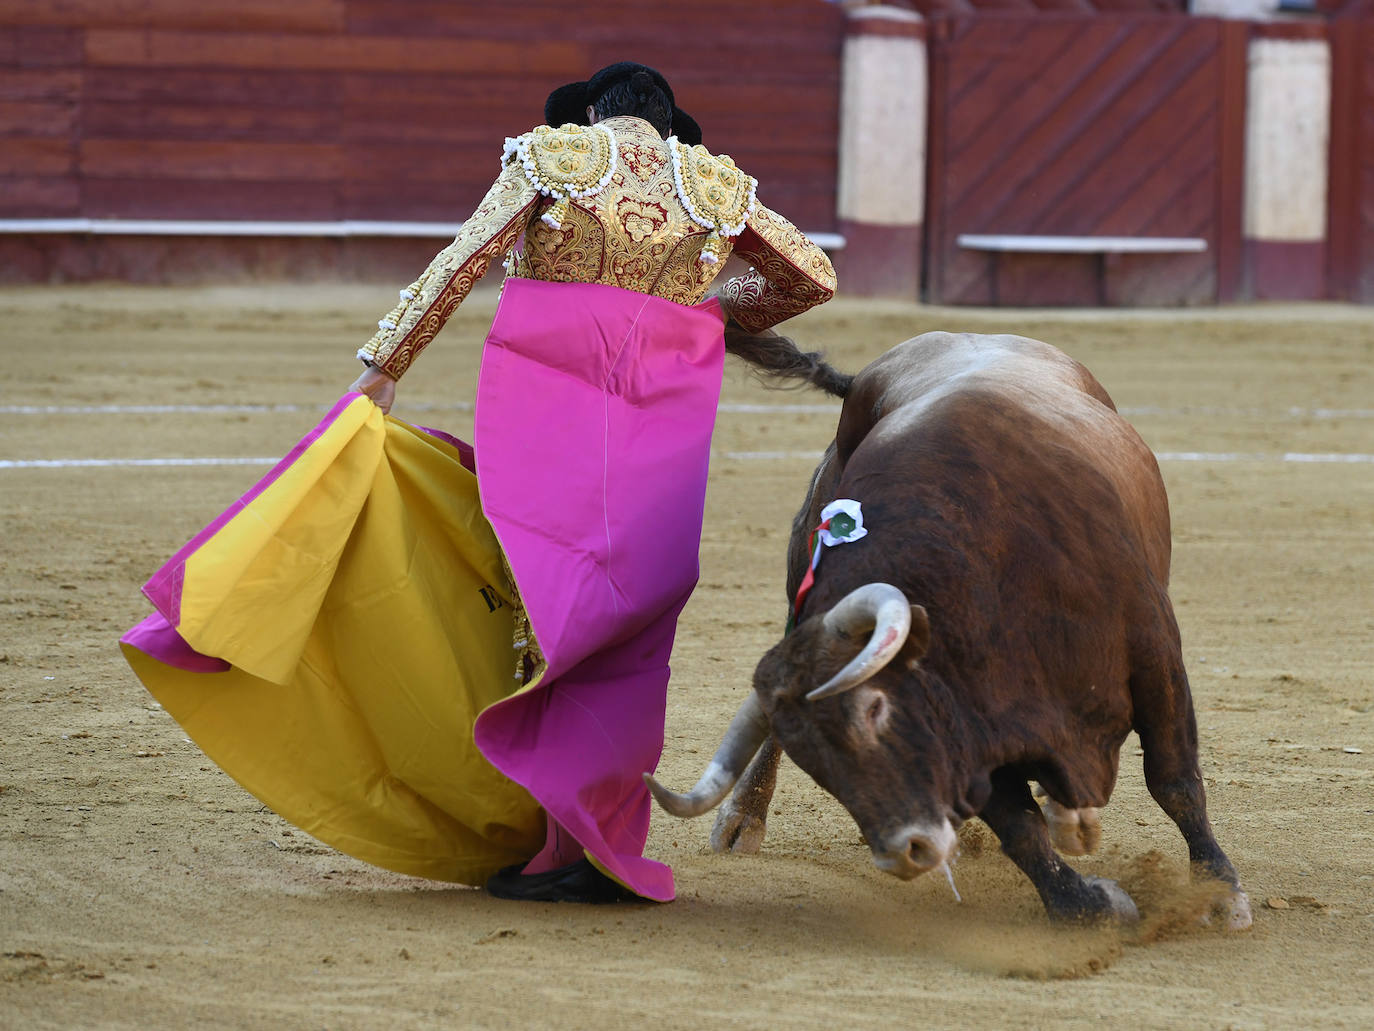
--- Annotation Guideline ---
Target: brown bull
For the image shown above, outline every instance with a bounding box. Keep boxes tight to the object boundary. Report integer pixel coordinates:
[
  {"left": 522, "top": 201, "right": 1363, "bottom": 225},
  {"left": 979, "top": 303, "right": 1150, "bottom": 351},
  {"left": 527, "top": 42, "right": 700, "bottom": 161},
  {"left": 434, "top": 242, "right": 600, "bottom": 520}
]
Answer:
[{"left": 647, "top": 331, "right": 1251, "bottom": 927}]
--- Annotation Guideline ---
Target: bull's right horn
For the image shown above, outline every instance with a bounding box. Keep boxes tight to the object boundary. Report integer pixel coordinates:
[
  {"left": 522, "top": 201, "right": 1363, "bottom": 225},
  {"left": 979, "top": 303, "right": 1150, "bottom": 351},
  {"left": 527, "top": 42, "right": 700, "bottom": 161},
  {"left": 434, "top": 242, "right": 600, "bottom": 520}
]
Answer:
[
  {"left": 643, "top": 692, "right": 769, "bottom": 818},
  {"left": 806, "top": 583, "right": 912, "bottom": 701}
]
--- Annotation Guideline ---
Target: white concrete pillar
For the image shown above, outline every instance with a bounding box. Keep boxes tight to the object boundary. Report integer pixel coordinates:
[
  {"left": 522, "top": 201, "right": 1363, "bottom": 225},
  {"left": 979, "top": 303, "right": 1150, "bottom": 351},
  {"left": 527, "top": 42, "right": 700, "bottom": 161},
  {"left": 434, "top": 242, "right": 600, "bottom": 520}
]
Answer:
[
  {"left": 1242, "top": 36, "right": 1331, "bottom": 299},
  {"left": 834, "top": 5, "right": 926, "bottom": 298}
]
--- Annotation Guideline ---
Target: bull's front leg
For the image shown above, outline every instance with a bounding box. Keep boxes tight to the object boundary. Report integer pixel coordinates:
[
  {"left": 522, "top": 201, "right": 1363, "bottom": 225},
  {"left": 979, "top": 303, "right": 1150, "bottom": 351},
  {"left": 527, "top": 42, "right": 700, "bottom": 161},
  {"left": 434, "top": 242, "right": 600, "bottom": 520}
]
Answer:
[
  {"left": 710, "top": 736, "right": 782, "bottom": 854},
  {"left": 980, "top": 771, "right": 1139, "bottom": 925}
]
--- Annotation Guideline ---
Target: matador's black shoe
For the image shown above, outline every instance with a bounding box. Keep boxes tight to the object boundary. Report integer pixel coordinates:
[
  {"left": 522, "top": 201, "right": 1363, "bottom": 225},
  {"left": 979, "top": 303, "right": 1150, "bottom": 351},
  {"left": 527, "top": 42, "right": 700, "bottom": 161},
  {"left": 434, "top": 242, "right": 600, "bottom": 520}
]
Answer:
[{"left": 485, "top": 859, "right": 636, "bottom": 904}]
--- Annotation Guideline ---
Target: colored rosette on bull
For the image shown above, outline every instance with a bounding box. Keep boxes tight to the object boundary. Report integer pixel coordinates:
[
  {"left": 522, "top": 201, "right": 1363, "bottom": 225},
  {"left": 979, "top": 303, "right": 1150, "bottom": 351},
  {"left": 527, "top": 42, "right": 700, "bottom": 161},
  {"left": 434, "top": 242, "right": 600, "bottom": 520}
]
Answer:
[
  {"left": 791, "top": 499, "right": 869, "bottom": 627},
  {"left": 818, "top": 499, "right": 867, "bottom": 547}
]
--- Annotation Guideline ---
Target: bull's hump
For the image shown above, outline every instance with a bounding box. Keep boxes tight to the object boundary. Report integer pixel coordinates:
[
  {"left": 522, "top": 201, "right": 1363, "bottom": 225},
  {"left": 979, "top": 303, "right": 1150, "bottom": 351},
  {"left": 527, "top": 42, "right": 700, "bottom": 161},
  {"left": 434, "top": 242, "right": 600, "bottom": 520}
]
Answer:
[
  {"left": 878, "top": 332, "right": 1091, "bottom": 402},
  {"left": 842, "top": 331, "right": 1170, "bottom": 578},
  {"left": 865, "top": 333, "right": 1114, "bottom": 441}
]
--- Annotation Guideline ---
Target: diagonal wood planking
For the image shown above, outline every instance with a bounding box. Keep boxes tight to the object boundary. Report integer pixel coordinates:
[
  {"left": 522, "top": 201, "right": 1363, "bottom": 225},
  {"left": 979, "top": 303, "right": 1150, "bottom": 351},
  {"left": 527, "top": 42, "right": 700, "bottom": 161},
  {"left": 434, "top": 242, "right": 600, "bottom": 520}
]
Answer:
[{"left": 927, "top": 14, "right": 1242, "bottom": 305}]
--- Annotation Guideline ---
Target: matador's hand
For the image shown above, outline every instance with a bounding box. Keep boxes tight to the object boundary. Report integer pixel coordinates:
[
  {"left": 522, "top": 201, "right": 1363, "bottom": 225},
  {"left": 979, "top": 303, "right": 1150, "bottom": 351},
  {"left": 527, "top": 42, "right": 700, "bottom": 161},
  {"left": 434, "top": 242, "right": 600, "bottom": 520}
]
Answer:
[{"left": 349, "top": 366, "right": 397, "bottom": 415}]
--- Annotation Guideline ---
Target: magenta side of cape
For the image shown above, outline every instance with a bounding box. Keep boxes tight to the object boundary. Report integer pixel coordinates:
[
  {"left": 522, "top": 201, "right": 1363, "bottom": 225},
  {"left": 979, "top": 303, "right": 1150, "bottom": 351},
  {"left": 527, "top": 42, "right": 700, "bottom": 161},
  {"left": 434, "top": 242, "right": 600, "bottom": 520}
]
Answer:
[
  {"left": 121, "top": 612, "right": 231, "bottom": 673},
  {"left": 472, "top": 278, "right": 725, "bottom": 902}
]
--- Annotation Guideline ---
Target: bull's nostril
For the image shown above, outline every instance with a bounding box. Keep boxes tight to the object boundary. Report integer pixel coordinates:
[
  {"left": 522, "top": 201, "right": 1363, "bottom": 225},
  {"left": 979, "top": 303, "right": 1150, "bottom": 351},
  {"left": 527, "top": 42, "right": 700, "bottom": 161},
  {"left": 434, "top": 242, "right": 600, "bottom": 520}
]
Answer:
[
  {"left": 877, "top": 821, "right": 956, "bottom": 879},
  {"left": 906, "top": 837, "right": 937, "bottom": 870}
]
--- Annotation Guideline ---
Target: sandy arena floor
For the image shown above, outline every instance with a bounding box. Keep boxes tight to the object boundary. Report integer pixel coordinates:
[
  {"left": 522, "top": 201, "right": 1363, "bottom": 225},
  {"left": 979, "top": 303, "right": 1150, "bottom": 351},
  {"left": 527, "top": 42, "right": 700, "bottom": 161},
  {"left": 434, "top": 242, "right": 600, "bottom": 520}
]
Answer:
[{"left": 1, "top": 284, "right": 1372, "bottom": 1029}]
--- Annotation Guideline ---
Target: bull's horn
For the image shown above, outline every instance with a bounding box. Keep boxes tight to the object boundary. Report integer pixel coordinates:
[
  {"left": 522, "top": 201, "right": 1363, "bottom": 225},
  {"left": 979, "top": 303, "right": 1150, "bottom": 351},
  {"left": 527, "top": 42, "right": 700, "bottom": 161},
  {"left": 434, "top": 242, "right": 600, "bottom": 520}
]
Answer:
[
  {"left": 643, "top": 692, "right": 769, "bottom": 818},
  {"left": 806, "top": 583, "right": 912, "bottom": 701}
]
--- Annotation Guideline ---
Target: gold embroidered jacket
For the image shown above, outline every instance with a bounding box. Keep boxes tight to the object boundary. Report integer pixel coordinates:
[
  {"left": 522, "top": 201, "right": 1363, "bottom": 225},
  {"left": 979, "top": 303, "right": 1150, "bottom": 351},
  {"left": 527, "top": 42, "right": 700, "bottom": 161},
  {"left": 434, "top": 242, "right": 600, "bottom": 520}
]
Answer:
[{"left": 358, "top": 116, "right": 837, "bottom": 379}]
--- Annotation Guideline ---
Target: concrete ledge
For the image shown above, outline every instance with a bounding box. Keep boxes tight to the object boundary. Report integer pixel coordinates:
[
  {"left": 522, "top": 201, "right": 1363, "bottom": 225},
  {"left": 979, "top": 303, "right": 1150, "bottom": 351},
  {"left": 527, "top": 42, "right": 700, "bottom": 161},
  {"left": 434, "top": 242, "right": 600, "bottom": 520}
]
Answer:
[{"left": 958, "top": 234, "right": 1208, "bottom": 254}]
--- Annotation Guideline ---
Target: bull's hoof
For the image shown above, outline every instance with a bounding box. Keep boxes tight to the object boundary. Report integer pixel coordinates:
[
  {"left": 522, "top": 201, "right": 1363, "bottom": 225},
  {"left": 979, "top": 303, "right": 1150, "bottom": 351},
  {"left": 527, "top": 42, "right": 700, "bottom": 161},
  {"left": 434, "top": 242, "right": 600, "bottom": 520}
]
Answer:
[
  {"left": 1041, "top": 799, "right": 1101, "bottom": 857},
  {"left": 1082, "top": 876, "right": 1140, "bottom": 924},
  {"left": 1202, "top": 888, "right": 1253, "bottom": 932},
  {"left": 709, "top": 797, "right": 767, "bottom": 854}
]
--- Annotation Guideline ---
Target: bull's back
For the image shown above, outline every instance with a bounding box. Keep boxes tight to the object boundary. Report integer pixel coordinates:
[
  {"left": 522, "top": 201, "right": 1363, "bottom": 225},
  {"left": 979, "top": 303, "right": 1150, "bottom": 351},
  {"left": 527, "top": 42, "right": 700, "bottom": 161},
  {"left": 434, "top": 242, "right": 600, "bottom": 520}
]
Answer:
[{"left": 836, "top": 333, "right": 1172, "bottom": 584}]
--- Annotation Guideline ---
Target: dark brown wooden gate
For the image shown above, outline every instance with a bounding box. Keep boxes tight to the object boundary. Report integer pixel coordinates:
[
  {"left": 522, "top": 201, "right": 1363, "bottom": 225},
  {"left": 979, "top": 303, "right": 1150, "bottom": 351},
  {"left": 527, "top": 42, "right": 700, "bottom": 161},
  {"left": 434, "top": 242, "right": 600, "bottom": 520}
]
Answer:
[
  {"left": 924, "top": 14, "right": 1247, "bottom": 305},
  {"left": 1327, "top": 12, "right": 1374, "bottom": 302}
]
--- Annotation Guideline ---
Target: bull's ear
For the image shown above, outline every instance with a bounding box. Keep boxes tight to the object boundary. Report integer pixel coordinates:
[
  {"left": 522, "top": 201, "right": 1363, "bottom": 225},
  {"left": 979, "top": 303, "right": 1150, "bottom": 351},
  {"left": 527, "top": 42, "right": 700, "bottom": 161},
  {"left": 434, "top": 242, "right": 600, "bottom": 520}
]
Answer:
[{"left": 906, "top": 605, "right": 931, "bottom": 662}]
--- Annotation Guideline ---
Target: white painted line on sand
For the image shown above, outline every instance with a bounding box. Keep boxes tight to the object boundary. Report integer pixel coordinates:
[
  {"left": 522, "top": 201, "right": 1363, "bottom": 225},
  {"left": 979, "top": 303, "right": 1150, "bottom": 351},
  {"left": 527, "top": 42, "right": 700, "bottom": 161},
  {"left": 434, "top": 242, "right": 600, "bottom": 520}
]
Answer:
[
  {"left": 0, "top": 457, "right": 279, "bottom": 469},
  {"left": 1279, "top": 452, "right": 1374, "bottom": 464},
  {"left": 0, "top": 402, "right": 467, "bottom": 416},
  {"left": 717, "top": 403, "right": 839, "bottom": 414},
  {"left": 1152, "top": 452, "right": 1374, "bottom": 464},
  {"left": 4, "top": 452, "right": 1373, "bottom": 471},
  {"left": 0, "top": 401, "right": 836, "bottom": 416},
  {"left": 3, "top": 401, "right": 1366, "bottom": 420},
  {"left": 718, "top": 451, "right": 1374, "bottom": 465},
  {"left": 1118, "top": 405, "right": 1374, "bottom": 420},
  {"left": 721, "top": 451, "right": 825, "bottom": 461}
]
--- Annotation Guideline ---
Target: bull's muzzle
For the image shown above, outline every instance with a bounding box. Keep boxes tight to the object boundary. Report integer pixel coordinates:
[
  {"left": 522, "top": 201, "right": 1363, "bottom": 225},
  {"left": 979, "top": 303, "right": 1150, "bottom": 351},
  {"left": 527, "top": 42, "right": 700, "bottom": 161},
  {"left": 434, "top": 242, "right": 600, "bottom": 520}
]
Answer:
[{"left": 871, "top": 819, "right": 958, "bottom": 880}]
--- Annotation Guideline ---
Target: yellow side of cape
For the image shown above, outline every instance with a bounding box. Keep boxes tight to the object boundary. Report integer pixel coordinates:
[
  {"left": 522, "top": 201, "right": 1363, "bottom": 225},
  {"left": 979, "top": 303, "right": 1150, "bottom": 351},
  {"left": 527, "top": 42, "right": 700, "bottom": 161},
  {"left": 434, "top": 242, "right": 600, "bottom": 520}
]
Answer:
[{"left": 122, "top": 397, "right": 544, "bottom": 883}]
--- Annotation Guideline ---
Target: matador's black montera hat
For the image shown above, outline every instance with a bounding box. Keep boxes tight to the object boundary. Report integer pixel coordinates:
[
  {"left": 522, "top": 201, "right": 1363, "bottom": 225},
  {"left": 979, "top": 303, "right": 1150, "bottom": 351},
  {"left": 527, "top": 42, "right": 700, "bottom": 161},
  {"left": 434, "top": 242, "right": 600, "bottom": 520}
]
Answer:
[{"left": 544, "top": 61, "right": 702, "bottom": 146}]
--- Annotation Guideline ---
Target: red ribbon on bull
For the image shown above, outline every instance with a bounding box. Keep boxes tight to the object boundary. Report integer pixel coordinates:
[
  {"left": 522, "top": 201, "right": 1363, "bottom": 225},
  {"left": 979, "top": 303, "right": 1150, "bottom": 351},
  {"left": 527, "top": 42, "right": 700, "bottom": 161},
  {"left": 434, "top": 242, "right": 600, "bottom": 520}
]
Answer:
[{"left": 790, "top": 499, "right": 868, "bottom": 628}]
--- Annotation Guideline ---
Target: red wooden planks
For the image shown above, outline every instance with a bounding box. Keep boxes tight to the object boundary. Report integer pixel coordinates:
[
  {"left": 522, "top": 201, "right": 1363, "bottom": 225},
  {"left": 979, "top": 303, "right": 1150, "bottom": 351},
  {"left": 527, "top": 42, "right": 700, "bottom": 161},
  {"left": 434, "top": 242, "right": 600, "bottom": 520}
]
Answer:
[
  {"left": 84, "top": 67, "right": 341, "bottom": 107},
  {"left": 3, "top": 2, "right": 841, "bottom": 257},
  {"left": 342, "top": 0, "right": 843, "bottom": 41},
  {"left": 0, "top": 175, "right": 80, "bottom": 216},
  {"left": 1360, "top": 18, "right": 1374, "bottom": 300},
  {"left": 0, "top": 0, "right": 345, "bottom": 34},
  {"left": 81, "top": 139, "right": 342, "bottom": 181},
  {"left": 0, "top": 26, "right": 84, "bottom": 67},
  {"left": 0, "top": 99, "right": 78, "bottom": 136},
  {"left": 83, "top": 101, "right": 339, "bottom": 142},
  {"left": 82, "top": 177, "right": 341, "bottom": 219},
  {"left": 84, "top": 30, "right": 587, "bottom": 76},
  {"left": 0, "top": 68, "right": 81, "bottom": 101},
  {"left": 926, "top": 13, "right": 1242, "bottom": 304},
  {"left": 0, "top": 137, "right": 74, "bottom": 175},
  {"left": 1213, "top": 17, "right": 1245, "bottom": 302}
]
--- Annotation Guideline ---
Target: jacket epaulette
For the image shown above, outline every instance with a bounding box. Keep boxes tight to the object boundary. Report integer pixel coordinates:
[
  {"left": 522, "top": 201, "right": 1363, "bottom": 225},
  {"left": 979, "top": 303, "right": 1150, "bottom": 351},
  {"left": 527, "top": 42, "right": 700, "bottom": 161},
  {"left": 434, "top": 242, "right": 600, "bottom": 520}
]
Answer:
[
  {"left": 669, "top": 139, "right": 758, "bottom": 264},
  {"left": 503, "top": 123, "right": 618, "bottom": 231}
]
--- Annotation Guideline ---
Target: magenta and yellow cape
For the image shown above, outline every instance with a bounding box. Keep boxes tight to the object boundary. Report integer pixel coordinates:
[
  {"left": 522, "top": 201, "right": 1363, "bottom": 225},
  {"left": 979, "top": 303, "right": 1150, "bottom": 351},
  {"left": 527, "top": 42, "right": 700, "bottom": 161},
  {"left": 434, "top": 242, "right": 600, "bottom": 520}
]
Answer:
[{"left": 121, "top": 279, "right": 725, "bottom": 900}]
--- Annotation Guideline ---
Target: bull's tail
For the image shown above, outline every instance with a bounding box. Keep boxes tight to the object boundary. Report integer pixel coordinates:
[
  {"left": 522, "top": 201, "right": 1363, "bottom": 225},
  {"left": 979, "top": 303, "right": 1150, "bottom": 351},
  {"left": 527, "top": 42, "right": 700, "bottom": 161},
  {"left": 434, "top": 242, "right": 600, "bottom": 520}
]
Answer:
[{"left": 723, "top": 322, "right": 853, "bottom": 399}]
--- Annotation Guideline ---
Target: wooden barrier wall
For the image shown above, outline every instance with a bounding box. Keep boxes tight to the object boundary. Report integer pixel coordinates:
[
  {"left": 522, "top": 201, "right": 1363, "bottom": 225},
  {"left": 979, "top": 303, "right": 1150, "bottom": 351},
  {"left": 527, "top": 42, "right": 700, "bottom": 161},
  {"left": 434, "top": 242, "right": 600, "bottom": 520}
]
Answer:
[
  {"left": 924, "top": 13, "right": 1247, "bottom": 305},
  {"left": 6, "top": 1, "right": 1369, "bottom": 302},
  {"left": 1327, "top": 11, "right": 1374, "bottom": 302},
  {"left": 0, "top": 1, "right": 842, "bottom": 280}
]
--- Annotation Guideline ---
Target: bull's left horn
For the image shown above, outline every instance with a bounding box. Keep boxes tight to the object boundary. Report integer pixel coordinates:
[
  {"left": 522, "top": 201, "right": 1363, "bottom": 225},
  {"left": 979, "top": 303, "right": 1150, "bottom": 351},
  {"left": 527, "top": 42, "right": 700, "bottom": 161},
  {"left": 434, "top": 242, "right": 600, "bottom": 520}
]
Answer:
[
  {"left": 806, "top": 583, "right": 911, "bottom": 701},
  {"left": 643, "top": 693, "right": 769, "bottom": 818}
]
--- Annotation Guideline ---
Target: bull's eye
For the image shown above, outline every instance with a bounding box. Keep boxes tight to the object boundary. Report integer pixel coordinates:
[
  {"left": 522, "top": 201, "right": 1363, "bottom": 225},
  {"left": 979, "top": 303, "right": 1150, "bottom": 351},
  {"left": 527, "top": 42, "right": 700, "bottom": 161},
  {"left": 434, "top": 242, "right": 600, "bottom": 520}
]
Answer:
[{"left": 864, "top": 692, "right": 890, "bottom": 735}]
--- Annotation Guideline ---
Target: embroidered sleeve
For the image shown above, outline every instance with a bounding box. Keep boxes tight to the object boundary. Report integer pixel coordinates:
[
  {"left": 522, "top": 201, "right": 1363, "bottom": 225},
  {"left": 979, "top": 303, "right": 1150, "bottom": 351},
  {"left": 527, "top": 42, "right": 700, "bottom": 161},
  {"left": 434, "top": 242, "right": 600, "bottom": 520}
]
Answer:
[
  {"left": 719, "top": 203, "right": 837, "bottom": 332},
  {"left": 359, "top": 158, "right": 539, "bottom": 379}
]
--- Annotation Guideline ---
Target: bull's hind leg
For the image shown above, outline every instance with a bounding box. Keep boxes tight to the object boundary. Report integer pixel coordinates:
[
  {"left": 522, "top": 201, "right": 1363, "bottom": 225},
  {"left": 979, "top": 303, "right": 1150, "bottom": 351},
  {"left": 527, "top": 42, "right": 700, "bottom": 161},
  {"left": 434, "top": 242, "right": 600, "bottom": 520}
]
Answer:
[
  {"left": 980, "top": 770, "right": 1138, "bottom": 924},
  {"left": 1131, "top": 653, "right": 1253, "bottom": 930},
  {"left": 710, "top": 736, "right": 782, "bottom": 854}
]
